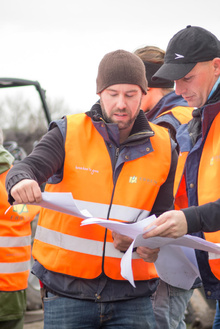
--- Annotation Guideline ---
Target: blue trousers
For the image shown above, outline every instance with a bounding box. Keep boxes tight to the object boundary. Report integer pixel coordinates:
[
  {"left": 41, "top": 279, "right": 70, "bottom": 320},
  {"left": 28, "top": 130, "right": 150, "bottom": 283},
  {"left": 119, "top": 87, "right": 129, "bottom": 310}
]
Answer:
[
  {"left": 152, "top": 280, "right": 193, "bottom": 329},
  {"left": 43, "top": 292, "right": 156, "bottom": 329},
  {"left": 213, "top": 300, "right": 220, "bottom": 329}
]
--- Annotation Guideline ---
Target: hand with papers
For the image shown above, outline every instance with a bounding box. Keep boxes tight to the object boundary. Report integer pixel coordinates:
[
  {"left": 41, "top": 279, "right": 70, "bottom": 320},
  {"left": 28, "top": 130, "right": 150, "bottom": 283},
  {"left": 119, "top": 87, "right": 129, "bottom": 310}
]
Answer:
[
  {"left": 142, "top": 210, "right": 188, "bottom": 239},
  {"left": 112, "top": 231, "right": 160, "bottom": 263},
  {"left": 15, "top": 191, "right": 220, "bottom": 290},
  {"left": 81, "top": 216, "right": 220, "bottom": 290}
]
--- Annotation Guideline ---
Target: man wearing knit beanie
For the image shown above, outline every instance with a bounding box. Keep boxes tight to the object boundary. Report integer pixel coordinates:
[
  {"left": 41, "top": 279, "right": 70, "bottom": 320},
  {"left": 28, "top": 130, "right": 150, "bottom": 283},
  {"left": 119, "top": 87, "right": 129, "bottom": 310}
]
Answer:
[
  {"left": 6, "top": 49, "right": 178, "bottom": 329},
  {"left": 96, "top": 49, "right": 148, "bottom": 94},
  {"left": 95, "top": 49, "right": 148, "bottom": 143}
]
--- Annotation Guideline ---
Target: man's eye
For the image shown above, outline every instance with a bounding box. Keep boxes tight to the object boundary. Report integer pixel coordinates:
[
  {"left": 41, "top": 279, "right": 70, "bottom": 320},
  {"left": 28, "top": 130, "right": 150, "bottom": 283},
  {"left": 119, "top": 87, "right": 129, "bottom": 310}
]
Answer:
[{"left": 183, "top": 76, "right": 192, "bottom": 82}]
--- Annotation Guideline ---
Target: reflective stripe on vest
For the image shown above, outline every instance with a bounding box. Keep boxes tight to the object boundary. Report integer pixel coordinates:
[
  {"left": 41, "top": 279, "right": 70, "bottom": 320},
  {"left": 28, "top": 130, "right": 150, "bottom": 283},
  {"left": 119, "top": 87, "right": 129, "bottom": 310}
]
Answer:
[
  {"left": 0, "top": 235, "right": 31, "bottom": 247},
  {"left": 35, "top": 226, "right": 139, "bottom": 259},
  {"left": 73, "top": 199, "right": 150, "bottom": 222},
  {"left": 209, "top": 243, "right": 220, "bottom": 259},
  {"left": 33, "top": 113, "right": 172, "bottom": 281},
  {"left": 0, "top": 260, "right": 30, "bottom": 274},
  {"left": 0, "top": 169, "right": 40, "bottom": 291},
  {"left": 198, "top": 112, "right": 220, "bottom": 279}
]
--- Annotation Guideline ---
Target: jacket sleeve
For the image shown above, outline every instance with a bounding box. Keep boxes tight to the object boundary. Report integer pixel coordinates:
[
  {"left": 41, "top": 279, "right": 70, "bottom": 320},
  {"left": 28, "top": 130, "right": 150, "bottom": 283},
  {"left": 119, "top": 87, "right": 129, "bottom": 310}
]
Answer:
[
  {"left": 149, "top": 147, "right": 178, "bottom": 217},
  {"left": 182, "top": 199, "right": 220, "bottom": 233},
  {"left": 6, "top": 125, "right": 65, "bottom": 204}
]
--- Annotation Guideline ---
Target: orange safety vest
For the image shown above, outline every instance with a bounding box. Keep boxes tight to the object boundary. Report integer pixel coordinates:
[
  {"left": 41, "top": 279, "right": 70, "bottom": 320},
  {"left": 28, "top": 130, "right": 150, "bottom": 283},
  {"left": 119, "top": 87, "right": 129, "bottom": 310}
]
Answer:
[
  {"left": 173, "top": 151, "right": 189, "bottom": 210},
  {"left": 0, "top": 169, "right": 40, "bottom": 291},
  {"left": 157, "top": 106, "right": 193, "bottom": 210},
  {"left": 156, "top": 106, "right": 194, "bottom": 125},
  {"left": 33, "top": 113, "right": 172, "bottom": 281},
  {"left": 198, "top": 112, "right": 220, "bottom": 280}
]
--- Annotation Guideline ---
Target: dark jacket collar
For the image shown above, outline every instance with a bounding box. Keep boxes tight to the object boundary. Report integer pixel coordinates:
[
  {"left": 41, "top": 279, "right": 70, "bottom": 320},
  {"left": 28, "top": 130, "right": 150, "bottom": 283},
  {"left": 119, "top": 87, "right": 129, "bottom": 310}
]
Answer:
[
  {"left": 86, "top": 100, "right": 154, "bottom": 147},
  {"left": 188, "top": 84, "right": 220, "bottom": 146},
  {"left": 205, "top": 83, "right": 220, "bottom": 105}
]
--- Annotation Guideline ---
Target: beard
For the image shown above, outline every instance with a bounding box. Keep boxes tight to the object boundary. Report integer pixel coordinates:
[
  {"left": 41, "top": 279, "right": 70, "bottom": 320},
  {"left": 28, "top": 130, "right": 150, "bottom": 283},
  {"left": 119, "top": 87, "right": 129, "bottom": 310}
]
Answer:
[{"left": 100, "top": 98, "right": 141, "bottom": 131}]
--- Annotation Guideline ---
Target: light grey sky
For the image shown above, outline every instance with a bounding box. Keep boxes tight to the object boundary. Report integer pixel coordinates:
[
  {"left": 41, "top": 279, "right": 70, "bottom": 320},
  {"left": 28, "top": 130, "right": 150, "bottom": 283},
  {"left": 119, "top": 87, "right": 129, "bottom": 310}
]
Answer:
[{"left": 1, "top": 0, "right": 220, "bottom": 114}]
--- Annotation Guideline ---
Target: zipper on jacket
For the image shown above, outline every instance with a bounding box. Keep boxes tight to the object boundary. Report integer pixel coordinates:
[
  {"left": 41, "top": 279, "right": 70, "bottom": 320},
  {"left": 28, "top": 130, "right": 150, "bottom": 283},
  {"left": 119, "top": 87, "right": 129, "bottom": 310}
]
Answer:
[
  {"left": 107, "top": 146, "right": 120, "bottom": 219},
  {"left": 102, "top": 146, "right": 121, "bottom": 274}
]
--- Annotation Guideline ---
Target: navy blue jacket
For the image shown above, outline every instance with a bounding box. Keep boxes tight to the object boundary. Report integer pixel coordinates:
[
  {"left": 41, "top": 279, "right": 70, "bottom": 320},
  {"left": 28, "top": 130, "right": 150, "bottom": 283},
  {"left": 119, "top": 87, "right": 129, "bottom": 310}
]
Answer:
[{"left": 177, "top": 85, "right": 220, "bottom": 299}]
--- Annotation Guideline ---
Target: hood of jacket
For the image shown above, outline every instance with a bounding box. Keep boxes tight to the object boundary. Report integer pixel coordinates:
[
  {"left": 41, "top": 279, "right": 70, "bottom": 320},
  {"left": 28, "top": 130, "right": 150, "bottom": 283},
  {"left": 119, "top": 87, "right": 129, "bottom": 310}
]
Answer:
[{"left": 0, "top": 145, "right": 14, "bottom": 174}]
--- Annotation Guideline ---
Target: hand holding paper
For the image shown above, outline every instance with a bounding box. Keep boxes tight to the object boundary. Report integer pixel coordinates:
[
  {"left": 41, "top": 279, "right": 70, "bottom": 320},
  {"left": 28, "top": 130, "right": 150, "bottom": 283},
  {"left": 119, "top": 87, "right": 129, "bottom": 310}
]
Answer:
[
  {"left": 11, "top": 191, "right": 220, "bottom": 290},
  {"left": 81, "top": 216, "right": 220, "bottom": 289}
]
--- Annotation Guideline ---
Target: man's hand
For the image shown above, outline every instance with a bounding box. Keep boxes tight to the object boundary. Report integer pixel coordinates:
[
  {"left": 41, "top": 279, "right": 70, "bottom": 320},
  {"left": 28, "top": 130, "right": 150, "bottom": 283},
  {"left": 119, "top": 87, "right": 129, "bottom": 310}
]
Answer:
[
  {"left": 10, "top": 179, "right": 42, "bottom": 204},
  {"left": 136, "top": 246, "right": 160, "bottom": 263},
  {"left": 112, "top": 231, "right": 133, "bottom": 252},
  {"left": 112, "top": 231, "right": 160, "bottom": 262},
  {"left": 142, "top": 210, "right": 188, "bottom": 239}
]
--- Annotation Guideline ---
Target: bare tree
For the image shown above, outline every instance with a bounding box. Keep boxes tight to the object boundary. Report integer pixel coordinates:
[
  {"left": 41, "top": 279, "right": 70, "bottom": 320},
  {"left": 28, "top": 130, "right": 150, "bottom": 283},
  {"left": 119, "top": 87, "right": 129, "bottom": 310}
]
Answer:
[{"left": 0, "top": 93, "right": 72, "bottom": 154}]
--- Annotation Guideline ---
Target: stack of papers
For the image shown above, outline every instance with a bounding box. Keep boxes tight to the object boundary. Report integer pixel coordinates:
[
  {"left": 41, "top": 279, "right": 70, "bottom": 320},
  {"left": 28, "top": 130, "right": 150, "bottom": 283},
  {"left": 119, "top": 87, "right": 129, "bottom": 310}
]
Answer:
[{"left": 21, "top": 191, "right": 220, "bottom": 290}]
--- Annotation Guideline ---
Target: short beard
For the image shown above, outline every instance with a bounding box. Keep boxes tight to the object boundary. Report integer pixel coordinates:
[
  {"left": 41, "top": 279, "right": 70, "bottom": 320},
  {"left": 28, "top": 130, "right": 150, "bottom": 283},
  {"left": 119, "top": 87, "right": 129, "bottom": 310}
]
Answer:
[{"left": 100, "top": 98, "right": 141, "bottom": 128}]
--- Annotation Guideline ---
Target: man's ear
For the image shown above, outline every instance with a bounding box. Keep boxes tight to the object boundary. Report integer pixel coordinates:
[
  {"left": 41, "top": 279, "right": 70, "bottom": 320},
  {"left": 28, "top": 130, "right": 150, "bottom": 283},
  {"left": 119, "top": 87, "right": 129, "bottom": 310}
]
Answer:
[{"left": 213, "top": 58, "right": 220, "bottom": 76}]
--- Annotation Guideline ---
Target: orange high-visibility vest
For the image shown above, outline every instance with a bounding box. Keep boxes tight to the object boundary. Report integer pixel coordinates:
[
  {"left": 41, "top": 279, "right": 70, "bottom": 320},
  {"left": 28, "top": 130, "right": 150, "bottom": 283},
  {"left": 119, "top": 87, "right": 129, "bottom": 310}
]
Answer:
[
  {"left": 157, "top": 106, "right": 193, "bottom": 210},
  {"left": 33, "top": 113, "right": 172, "bottom": 281},
  {"left": 198, "top": 112, "right": 220, "bottom": 280},
  {"left": 0, "top": 169, "right": 40, "bottom": 291},
  {"left": 156, "top": 106, "right": 193, "bottom": 125},
  {"left": 174, "top": 151, "right": 189, "bottom": 210}
]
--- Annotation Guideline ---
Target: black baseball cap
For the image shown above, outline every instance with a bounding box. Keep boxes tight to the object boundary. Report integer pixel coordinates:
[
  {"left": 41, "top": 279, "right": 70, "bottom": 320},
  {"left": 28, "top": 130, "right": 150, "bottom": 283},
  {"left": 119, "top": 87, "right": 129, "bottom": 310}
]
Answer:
[{"left": 152, "top": 25, "right": 220, "bottom": 81}]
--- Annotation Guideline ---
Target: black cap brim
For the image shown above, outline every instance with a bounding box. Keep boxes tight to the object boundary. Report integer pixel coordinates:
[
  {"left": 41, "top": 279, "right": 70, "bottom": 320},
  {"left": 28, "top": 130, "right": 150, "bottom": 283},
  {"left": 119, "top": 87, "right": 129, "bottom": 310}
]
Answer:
[{"left": 152, "top": 62, "right": 197, "bottom": 81}]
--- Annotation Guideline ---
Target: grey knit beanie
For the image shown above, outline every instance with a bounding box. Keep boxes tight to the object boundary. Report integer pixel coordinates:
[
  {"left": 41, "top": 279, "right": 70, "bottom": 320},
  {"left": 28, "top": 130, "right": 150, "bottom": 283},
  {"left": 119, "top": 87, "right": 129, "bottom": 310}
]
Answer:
[{"left": 96, "top": 49, "right": 148, "bottom": 94}]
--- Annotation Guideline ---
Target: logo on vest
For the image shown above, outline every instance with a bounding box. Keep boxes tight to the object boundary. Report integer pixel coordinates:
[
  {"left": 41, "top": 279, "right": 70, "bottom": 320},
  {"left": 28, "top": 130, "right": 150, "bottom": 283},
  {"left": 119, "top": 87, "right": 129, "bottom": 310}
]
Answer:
[
  {"left": 129, "top": 176, "right": 137, "bottom": 183},
  {"left": 13, "top": 204, "right": 29, "bottom": 215},
  {"left": 129, "top": 176, "right": 158, "bottom": 185},
  {"left": 75, "top": 165, "right": 99, "bottom": 175},
  {"left": 210, "top": 155, "right": 220, "bottom": 166}
]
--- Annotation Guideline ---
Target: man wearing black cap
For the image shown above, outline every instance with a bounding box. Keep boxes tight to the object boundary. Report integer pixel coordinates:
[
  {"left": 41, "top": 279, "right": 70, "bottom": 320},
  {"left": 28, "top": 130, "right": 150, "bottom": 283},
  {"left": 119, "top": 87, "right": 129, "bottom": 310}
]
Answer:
[
  {"left": 143, "top": 25, "right": 220, "bottom": 326},
  {"left": 133, "top": 45, "right": 196, "bottom": 329},
  {"left": 5, "top": 49, "right": 178, "bottom": 329}
]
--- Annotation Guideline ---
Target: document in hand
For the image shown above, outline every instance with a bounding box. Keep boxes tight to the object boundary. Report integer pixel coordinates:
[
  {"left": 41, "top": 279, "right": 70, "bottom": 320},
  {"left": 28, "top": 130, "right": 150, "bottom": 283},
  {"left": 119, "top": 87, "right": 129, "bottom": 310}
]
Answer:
[
  {"left": 81, "top": 217, "right": 220, "bottom": 290},
  {"left": 15, "top": 191, "right": 220, "bottom": 290}
]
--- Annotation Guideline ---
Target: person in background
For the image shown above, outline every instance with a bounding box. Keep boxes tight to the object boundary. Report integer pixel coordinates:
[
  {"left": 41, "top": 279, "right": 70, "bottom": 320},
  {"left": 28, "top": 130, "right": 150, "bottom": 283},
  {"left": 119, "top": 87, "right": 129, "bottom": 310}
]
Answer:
[
  {"left": 134, "top": 45, "right": 193, "bottom": 146},
  {"left": 134, "top": 45, "right": 195, "bottom": 329},
  {"left": 0, "top": 127, "right": 40, "bottom": 329},
  {"left": 5, "top": 49, "right": 177, "bottom": 329},
  {"left": 143, "top": 25, "right": 220, "bottom": 328}
]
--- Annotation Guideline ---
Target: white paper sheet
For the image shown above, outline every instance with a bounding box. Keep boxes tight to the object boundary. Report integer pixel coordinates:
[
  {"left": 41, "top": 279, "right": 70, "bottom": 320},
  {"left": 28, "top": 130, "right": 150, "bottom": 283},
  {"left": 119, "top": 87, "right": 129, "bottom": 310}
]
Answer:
[
  {"left": 10, "top": 191, "right": 92, "bottom": 218},
  {"left": 82, "top": 217, "right": 220, "bottom": 289},
  {"left": 11, "top": 191, "right": 220, "bottom": 290}
]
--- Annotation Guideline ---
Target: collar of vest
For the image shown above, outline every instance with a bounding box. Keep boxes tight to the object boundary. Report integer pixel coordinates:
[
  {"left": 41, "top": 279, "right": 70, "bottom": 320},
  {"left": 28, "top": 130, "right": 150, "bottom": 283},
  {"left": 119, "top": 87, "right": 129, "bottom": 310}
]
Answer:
[
  {"left": 87, "top": 101, "right": 155, "bottom": 146},
  {"left": 188, "top": 97, "right": 220, "bottom": 146},
  {"left": 206, "top": 83, "right": 220, "bottom": 105}
]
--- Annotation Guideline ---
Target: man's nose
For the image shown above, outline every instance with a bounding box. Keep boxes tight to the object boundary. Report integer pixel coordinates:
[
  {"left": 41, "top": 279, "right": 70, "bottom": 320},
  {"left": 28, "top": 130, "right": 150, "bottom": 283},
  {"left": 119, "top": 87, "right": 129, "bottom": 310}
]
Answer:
[
  {"left": 116, "top": 95, "right": 126, "bottom": 109},
  {"left": 175, "top": 80, "right": 185, "bottom": 96}
]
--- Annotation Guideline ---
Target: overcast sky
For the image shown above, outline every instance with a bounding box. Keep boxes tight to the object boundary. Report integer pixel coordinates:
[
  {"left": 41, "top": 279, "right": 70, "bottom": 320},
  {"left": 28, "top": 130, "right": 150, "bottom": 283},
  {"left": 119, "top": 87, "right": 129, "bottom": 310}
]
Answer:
[{"left": 1, "top": 0, "right": 220, "bottom": 116}]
